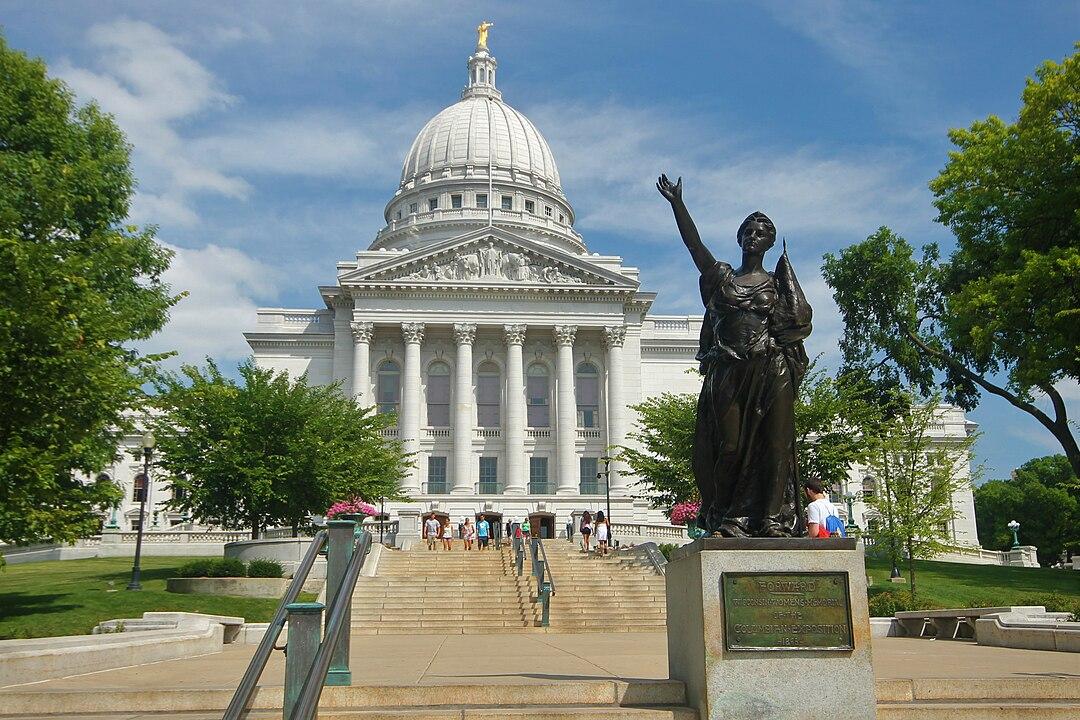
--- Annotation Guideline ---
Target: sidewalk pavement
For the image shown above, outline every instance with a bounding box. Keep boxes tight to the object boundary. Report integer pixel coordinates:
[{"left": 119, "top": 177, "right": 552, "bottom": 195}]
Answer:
[{"left": 2, "top": 633, "right": 1077, "bottom": 692}]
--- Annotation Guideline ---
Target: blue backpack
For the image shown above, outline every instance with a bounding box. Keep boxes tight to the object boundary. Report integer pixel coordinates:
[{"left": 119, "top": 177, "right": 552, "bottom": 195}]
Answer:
[{"left": 824, "top": 514, "right": 847, "bottom": 537}]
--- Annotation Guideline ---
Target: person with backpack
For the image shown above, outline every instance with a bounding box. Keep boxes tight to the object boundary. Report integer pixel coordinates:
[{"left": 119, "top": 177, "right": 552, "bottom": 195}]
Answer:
[{"left": 804, "top": 479, "right": 846, "bottom": 538}]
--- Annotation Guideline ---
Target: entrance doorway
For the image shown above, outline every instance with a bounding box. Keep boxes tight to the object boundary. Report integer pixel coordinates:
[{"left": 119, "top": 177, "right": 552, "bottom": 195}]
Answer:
[
  {"left": 422, "top": 511, "right": 449, "bottom": 539},
  {"left": 529, "top": 512, "right": 556, "bottom": 539},
  {"left": 475, "top": 512, "right": 503, "bottom": 546}
]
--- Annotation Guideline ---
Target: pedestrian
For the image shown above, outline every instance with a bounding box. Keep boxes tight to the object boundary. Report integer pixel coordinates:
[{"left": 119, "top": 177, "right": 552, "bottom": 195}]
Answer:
[
  {"left": 566, "top": 518, "right": 575, "bottom": 542},
  {"left": 513, "top": 519, "right": 523, "bottom": 540},
  {"left": 424, "top": 513, "right": 441, "bottom": 551},
  {"left": 804, "top": 479, "right": 844, "bottom": 538},
  {"left": 441, "top": 518, "right": 454, "bottom": 550},
  {"left": 595, "top": 510, "right": 610, "bottom": 556},
  {"left": 580, "top": 510, "right": 593, "bottom": 553},
  {"left": 521, "top": 517, "right": 531, "bottom": 541},
  {"left": 477, "top": 514, "right": 491, "bottom": 550},
  {"left": 463, "top": 517, "right": 476, "bottom": 551}
]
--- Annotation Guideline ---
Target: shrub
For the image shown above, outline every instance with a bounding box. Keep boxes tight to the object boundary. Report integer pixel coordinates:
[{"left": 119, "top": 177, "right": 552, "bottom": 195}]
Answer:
[
  {"left": 176, "top": 559, "right": 214, "bottom": 578},
  {"left": 867, "top": 590, "right": 934, "bottom": 617},
  {"left": 657, "top": 543, "right": 679, "bottom": 561},
  {"left": 246, "top": 558, "right": 284, "bottom": 578},
  {"left": 1020, "top": 592, "right": 1080, "bottom": 616},
  {"left": 207, "top": 558, "right": 247, "bottom": 577}
]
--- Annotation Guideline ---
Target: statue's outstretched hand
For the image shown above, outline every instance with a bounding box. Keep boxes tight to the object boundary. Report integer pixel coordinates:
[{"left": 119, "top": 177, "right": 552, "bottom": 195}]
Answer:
[{"left": 656, "top": 174, "right": 682, "bottom": 204}]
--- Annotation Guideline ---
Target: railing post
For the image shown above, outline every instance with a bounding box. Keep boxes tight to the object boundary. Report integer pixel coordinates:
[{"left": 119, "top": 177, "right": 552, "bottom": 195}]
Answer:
[
  {"left": 325, "top": 520, "right": 355, "bottom": 686},
  {"left": 540, "top": 581, "right": 551, "bottom": 627},
  {"left": 284, "top": 602, "right": 324, "bottom": 720}
]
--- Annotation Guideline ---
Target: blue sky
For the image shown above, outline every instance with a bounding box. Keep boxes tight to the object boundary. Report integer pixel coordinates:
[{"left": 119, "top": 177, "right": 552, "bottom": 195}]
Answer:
[{"left": 4, "top": 0, "right": 1077, "bottom": 480}]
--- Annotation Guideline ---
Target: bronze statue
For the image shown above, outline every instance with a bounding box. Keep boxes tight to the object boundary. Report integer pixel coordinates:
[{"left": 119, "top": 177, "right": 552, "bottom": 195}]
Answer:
[{"left": 657, "top": 174, "right": 812, "bottom": 538}]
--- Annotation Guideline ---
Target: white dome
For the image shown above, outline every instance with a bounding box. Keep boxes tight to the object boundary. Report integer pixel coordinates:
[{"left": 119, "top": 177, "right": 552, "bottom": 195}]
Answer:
[{"left": 399, "top": 96, "right": 562, "bottom": 193}]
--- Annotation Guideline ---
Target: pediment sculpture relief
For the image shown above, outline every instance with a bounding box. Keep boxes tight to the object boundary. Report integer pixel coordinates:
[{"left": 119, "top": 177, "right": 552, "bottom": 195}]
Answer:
[{"left": 383, "top": 241, "right": 601, "bottom": 284}]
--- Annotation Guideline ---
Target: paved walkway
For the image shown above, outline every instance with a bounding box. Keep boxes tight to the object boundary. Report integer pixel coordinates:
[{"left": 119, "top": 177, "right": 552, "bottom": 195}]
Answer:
[{"left": 3, "top": 633, "right": 1077, "bottom": 691}]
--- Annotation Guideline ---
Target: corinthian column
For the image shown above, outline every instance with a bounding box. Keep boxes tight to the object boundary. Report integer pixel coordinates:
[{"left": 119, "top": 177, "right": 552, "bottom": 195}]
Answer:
[
  {"left": 554, "top": 325, "right": 578, "bottom": 495},
  {"left": 332, "top": 300, "right": 353, "bottom": 395},
  {"left": 400, "top": 322, "right": 425, "bottom": 494},
  {"left": 452, "top": 323, "right": 477, "bottom": 495},
  {"left": 604, "top": 325, "right": 628, "bottom": 495},
  {"left": 350, "top": 321, "right": 374, "bottom": 406},
  {"left": 503, "top": 324, "right": 527, "bottom": 495}
]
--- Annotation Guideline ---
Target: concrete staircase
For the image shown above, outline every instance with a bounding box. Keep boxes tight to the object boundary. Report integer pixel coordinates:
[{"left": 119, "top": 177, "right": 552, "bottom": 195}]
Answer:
[
  {"left": 541, "top": 541, "right": 667, "bottom": 633},
  {"left": 351, "top": 545, "right": 538, "bottom": 634}
]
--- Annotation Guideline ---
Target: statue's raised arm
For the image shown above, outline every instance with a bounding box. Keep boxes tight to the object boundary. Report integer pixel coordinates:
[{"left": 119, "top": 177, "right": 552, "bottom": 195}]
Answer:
[{"left": 657, "top": 173, "right": 716, "bottom": 274}]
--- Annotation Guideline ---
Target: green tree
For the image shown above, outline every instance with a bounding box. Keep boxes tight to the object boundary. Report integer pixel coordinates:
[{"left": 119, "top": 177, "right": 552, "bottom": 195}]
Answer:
[
  {"left": 0, "top": 33, "right": 177, "bottom": 547},
  {"left": 974, "top": 455, "right": 1079, "bottom": 564},
  {"left": 619, "top": 392, "right": 698, "bottom": 510},
  {"left": 822, "top": 47, "right": 1080, "bottom": 476},
  {"left": 863, "top": 399, "right": 976, "bottom": 599},
  {"left": 151, "top": 360, "right": 410, "bottom": 538}
]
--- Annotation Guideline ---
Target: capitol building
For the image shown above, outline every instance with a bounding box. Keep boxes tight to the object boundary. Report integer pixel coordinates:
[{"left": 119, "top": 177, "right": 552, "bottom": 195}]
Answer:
[{"left": 232, "top": 34, "right": 981, "bottom": 545}]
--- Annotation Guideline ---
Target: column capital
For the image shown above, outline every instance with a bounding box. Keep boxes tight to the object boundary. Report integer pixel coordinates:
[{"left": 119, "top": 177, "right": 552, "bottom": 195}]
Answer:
[
  {"left": 350, "top": 321, "right": 374, "bottom": 344},
  {"left": 401, "top": 322, "right": 425, "bottom": 345},
  {"left": 603, "top": 325, "right": 626, "bottom": 349},
  {"left": 553, "top": 325, "right": 577, "bottom": 347},
  {"left": 452, "top": 322, "right": 477, "bottom": 345},
  {"left": 503, "top": 324, "right": 527, "bottom": 346}
]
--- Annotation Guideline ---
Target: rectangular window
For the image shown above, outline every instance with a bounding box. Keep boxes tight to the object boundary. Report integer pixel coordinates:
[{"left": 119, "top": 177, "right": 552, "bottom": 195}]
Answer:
[
  {"left": 529, "top": 457, "right": 549, "bottom": 494},
  {"left": 544, "top": 205, "right": 553, "bottom": 217},
  {"left": 130, "top": 519, "right": 142, "bottom": 532},
  {"left": 428, "top": 198, "right": 438, "bottom": 211},
  {"left": 580, "top": 457, "right": 601, "bottom": 494},
  {"left": 409, "top": 202, "right": 418, "bottom": 214},
  {"left": 478, "top": 457, "right": 498, "bottom": 494},
  {"left": 427, "top": 456, "right": 447, "bottom": 494},
  {"left": 133, "top": 475, "right": 147, "bottom": 502},
  {"left": 559, "top": 213, "right": 565, "bottom": 223},
  {"left": 476, "top": 193, "right": 488, "bottom": 209},
  {"left": 451, "top": 194, "right": 462, "bottom": 209},
  {"left": 427, "top": 373, "right": 450, "bottom": 427},
  {"left": 577, "top": 369, "right": 600, "bottom": 428},
  {"left": 524, "top": 200, "right": 535, "bottom": 214},
  {"left": 477, "top": 374, "right": 500, "bottom": 427},
  {"left": 501, "top": 195, "right": 513, "bottom": 210},
  {"left": 527, "top": 380, "right": 550, "bottom": 427},
  {"left": 172, "top": 484, "right": 187, "bottom": 502},
  {"left": 395, "top": 210, "right": 402, "bottom": 220}
]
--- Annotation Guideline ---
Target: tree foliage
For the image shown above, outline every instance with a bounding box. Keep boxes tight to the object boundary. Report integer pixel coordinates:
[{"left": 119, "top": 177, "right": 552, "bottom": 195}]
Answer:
[
  {"left": 0, "top": 33, "right": 176, "bottom": 546},
  {"left": 150, "top": 360, "right": 410, "bottom": 538},
  {"left": 619, "top": 392, "right": 698, "bottom": 511},
  {"left": 863, "top": 400, "right": 976, "bottom": 599},
  {"left": 822, "top": 46, "right": 1080, "bottom": 477},
  {"left": 974, "top": 455, "right": 1079, "bottom": 564}
]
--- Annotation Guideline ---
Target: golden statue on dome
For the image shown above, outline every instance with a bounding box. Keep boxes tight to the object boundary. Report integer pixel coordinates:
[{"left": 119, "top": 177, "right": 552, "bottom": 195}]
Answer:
[{"left": 476, "top": 20, "right": 494, "bottom": 50}]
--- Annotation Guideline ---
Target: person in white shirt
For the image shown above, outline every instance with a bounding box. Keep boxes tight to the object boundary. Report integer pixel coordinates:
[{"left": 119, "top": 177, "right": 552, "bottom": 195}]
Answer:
[
  {"left": 804, "top": 479, "right": 840, "bottom": 538},
  {"left": 424, "top": 514, "right": 441, "bottom": 550}
]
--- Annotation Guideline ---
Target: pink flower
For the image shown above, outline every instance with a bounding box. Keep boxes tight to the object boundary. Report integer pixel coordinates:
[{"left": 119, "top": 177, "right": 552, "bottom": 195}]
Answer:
[
  {"left": 326, "top": 498, "right": 378, "bottom": 519},
  {"left": 669, "top": 501, "right": 701, "bottom": 526}
]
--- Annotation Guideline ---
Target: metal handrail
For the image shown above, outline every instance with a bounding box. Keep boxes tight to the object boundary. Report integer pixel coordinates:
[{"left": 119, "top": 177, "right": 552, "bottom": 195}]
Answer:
[
  {"left": 532, "top": 538, "right": 556, "bottom": 596},
  {"left": 289, "top": 530, "right": 373, "bottom": 720},
  {"left": 223, "top": 529, "right": 328, "bottom": 720}
]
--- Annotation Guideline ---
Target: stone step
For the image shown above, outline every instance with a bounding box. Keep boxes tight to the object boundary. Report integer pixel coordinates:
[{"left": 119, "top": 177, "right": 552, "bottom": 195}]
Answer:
[
  {"left": 351, "top": 612, "right": 530, "bottom": 621},
  {"left": 352, "top": 619, "right": 534, "bottom": 628}
]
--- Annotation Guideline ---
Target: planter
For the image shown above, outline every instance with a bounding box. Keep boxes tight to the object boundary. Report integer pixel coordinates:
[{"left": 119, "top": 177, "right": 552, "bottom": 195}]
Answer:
[{"left": 166, "top": 577, "right": 289, "bottom": 598}]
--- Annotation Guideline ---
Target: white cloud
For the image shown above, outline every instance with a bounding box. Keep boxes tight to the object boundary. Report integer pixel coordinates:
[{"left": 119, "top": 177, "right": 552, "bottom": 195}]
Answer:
[{"left": 143, "top": 243, "right": 282, "bottom": 367}]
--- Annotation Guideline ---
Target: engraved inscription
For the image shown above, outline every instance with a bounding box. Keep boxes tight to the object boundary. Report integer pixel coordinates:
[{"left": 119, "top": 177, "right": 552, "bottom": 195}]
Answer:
[{"left": 721, "top": 572, "right": 854, "bottom": 651}]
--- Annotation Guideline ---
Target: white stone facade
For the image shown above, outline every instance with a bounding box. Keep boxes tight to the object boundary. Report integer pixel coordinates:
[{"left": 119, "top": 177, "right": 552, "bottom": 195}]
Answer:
[{"left": 239, "top": 38, "right": 980, "bottom": 543}]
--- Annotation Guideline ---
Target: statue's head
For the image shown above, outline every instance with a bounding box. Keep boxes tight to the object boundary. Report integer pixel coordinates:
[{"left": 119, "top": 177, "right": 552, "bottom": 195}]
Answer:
[{"left": 737, "top": 211, "right": 776, "bottom": 254}]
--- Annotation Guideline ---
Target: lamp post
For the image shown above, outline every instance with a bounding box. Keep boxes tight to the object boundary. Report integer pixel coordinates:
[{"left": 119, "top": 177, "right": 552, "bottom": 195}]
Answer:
[
  {"left": 127, "top": 430, "right": 155, "bottom": 591},
  {"left": 379, "top": 496, "right": 386, "bottom": 545},
  {"left": 843, "top": 493, "right": 860, "bottom": 535},
  {"left": 598, "top": 455, "right": 612, "bottom": 548},
  {"left": 1008, "top": 519, "right": 1021, "bottom": 549}
]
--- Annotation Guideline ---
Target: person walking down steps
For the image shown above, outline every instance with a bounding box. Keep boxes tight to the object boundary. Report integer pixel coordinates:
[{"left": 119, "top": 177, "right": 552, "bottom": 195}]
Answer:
[{"left": 425, "top": 513, "right": 440, "bottom": 551}]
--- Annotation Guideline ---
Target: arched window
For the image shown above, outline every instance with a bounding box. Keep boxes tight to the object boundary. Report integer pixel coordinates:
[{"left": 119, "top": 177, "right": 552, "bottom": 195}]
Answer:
[
  {"left": 133, "top": 473, "right": 147, "bottom": 502},
  {"left": 426, "top": 362, "right": 450, "bottom": 427},
  {"left": 576, "top": 362, "right": 600, "bottom": 428},
  {"left": 527, "top": 364, "right": 550, "bottom": 427},
  {"left": 477, "top": 361, "right": 501, "bottom": 427},
  {"left": 861, "top": 476, "right": 876, "bottom": 499},
  {"left": 376, "top": 360, "right": 401, "bottom": 415}
]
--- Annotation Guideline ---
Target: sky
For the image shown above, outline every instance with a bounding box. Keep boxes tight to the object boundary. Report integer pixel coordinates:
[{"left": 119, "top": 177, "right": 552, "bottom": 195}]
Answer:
[{"left": 3, "top": 0, "right": 1077, "bottom": 481}]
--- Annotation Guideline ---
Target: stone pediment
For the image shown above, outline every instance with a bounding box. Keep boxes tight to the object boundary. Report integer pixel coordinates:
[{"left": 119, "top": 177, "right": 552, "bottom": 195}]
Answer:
[{"left": 342, "top": 229, "right": 636, "bottom": 290}]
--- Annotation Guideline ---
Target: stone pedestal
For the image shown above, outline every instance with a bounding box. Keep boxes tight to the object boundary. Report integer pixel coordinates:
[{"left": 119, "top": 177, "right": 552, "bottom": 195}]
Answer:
[{"left": 666, "top": 538, "right": 876, "bottom": 720}]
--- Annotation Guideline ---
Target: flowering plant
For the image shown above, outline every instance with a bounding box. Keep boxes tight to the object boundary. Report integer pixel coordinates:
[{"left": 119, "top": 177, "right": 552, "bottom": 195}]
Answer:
[
  {"left": 325, "top": 498, "right": 378, "bottom": 519},
  {"left": 669, "top": 501, "right": 701, "bottom": 526}
]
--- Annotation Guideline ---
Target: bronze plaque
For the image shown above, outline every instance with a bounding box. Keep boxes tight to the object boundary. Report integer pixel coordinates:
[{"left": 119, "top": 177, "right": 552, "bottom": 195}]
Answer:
[{"left": 721, "top": 571, "right": 853, "bottom": 651}]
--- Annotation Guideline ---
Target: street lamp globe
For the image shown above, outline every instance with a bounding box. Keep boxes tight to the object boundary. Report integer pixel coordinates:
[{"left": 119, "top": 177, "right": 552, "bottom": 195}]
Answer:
[{"left": 1007, "top": 519, "right": 1021, "bottom": 549}]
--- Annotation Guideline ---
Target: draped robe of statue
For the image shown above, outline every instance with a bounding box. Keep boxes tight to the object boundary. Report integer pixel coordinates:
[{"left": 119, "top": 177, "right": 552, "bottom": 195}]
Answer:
[{"left": 693, "top": 248, "right": 813, "bottom": 537}]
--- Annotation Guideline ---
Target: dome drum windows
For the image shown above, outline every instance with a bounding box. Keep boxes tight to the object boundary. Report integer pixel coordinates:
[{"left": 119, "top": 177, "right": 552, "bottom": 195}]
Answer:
[
  {"left": 428, "top": 198, "right": 439, "bottom": 211},
  {"left": 476, "top": 193, "right": 488, "bottom": 209},
  {"left": 409, "top": 202, "right": 419, "bottom": 214},
  {"left": 377, "top": 360, "right": 402, "bottom": 416},
  {"left": 451, "top": 194, "right": 463, "bottom": 209},
  {"left": 501, "top": 195, "right": 513, "bottom": 210},
  {"left": 524, "top": 200, "right": 535, "bottom": 214}
]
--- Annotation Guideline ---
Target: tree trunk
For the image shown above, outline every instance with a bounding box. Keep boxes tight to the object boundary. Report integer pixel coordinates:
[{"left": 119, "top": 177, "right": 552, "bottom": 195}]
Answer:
[
  {"left": 906, "top": 537, "right": 916, "bottom": 601},
  {"left": 291, "top": 520, "right": 299, "bottom": 538},
  {"left": 250, "top": 511, "right": 260, "bottom": 540}
]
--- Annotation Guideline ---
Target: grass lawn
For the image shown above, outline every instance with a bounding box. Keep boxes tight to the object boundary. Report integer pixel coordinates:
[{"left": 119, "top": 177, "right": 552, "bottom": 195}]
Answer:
[
  {"left": 0, "top": 556, "right": 313, "bottom": 640},
  {"left": 865, "top": 555, "right": 1080, "bottom": 609}
]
